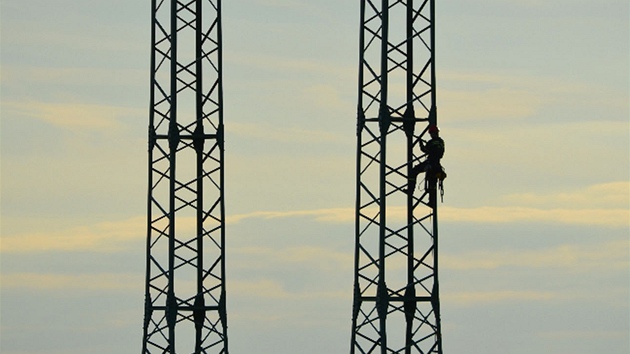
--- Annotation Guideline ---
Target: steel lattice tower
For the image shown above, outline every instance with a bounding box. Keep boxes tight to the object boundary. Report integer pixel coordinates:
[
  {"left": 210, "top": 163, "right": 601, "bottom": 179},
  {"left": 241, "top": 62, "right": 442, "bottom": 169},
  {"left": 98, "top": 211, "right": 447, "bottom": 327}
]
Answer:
[
  {"left": 142, "top": 0, "right": 227, "bottom": 353},
  {"left": 350, "top": 0, "right": 443, "bottom": 353}
]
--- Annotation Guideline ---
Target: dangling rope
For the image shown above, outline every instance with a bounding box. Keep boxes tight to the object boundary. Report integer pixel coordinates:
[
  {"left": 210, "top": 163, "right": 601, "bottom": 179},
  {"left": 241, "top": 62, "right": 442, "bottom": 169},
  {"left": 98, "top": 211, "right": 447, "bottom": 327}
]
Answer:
[{"left": 437, "top": 167, "right": 446, "bottom": 203}]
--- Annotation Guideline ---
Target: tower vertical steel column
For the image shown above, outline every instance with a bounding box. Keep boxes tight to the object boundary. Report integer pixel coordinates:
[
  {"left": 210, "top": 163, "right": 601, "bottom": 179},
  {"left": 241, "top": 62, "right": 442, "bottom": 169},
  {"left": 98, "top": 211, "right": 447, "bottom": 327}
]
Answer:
[
  {"left": 143, "top": 0, "right": 227, "bottom": 353},
  {"left": 350, "top": 0, "right": 443, "bottom": 353}
]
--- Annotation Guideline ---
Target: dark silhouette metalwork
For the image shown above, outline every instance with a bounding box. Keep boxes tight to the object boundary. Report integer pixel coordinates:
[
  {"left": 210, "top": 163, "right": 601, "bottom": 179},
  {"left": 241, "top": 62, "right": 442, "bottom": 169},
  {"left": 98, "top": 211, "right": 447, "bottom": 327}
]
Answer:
[
  {"left": 142, "top": 0, "right": 227, "bottom": 353},
  {"left": 350, "top": 0, "right": 443, "bottom": 353}
]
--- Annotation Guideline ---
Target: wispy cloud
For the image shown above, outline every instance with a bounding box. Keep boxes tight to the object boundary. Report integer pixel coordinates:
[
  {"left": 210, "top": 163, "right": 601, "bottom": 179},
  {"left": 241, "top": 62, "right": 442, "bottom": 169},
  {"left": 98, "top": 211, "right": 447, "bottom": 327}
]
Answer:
[
  {"left": 230, "top": 245, "right": 352, "bottom": 277},
  {"left": 443, "top": 85, "right": 542, "bottom": 121},
  {"left": 229, "top": 279, "right": 348, "bottom": 301},
  {"left": 3, "top": 205, "right": 626, "bottom": 255},
  {"left": 226, "top": 50, "right": 354, "bottom": 79},
  {"left": 3, "top": 100, "right": 138, "bottom": 131},
  {"left": 442, "top": 239, "right": 629, "bottom": 271},
  {"left": 538, "top": 330, "right": 629, "bottom": 340},
  {"left": 440, "top": 70, "right": 628, "bottom": 122},
  {"left": 253, "top": 0, "right": 307, "bottom": 9},
  {"left": 441, "top": 206, "right": 628, "bottom": 227},
  {"left": 443, "top": 290, "right": 558, "bottom": 306},
  {"left": 502, "top": 181, "right": 629, "bottom": 209},
  {"left": 226, "top": 208, "right": 354, "bottom": 224},
  {"left": 2, "top": 65, "right": 144, "bottom": 88},
  {"left": 228, "top": 204, "right": 628, "bottom": 228},
  {"left": 227, "top": 122, "right": 345, "bottom": 144},
  {"left": 0, "top": 272, "right": 141, "bottom": 292},
  {"left": 0, "top": 216, "right": 145, "bottom": 254}
]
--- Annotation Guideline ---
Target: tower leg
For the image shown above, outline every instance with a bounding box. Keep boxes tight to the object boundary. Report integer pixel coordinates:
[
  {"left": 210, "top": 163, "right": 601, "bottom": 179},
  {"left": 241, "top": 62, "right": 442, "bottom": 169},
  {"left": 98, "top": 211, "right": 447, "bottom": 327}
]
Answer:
[
  {"left": 143, "top": 1, "right": 228, "bottom": 352},
  {"left": 351, "top": 0, "right": 443, "bottom": 352}
]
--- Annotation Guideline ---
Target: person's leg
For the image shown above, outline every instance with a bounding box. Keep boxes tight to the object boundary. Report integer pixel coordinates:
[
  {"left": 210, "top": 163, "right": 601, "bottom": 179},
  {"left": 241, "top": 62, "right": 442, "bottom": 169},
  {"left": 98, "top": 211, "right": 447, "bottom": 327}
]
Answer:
[{"left": 407, "top": 162, "right": 427, "bottom": 192}]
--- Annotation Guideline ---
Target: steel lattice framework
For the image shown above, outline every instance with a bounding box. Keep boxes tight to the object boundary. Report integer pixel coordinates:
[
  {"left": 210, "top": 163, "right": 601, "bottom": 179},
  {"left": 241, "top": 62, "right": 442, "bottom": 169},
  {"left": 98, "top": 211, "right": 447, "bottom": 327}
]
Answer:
[
  {"left": 142, "top": 0, "right": 227, "bottom": 353},
  {"left": 350, "top": 0, "right": 443, "bottom": 353}
]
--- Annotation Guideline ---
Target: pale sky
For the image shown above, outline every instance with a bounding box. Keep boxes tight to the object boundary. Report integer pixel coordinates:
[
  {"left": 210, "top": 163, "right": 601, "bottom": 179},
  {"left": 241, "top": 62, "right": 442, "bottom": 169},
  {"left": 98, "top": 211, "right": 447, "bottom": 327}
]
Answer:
[{"left": 1, "top": 1, "right": 629, "bottom": 353}]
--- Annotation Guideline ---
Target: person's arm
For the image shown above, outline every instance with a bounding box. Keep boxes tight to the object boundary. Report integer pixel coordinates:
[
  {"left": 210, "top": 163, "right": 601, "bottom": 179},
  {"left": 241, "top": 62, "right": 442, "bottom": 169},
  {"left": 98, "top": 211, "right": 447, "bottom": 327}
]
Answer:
[{"left": 419, "top": 139, "right": 427, "bottom": 153}]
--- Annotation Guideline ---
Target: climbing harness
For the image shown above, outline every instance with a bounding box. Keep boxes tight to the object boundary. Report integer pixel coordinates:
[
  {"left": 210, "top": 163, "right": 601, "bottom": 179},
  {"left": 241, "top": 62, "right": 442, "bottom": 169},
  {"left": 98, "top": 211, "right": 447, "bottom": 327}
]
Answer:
[{"left": 423, "top": 165, "right": 447, "bottom": 204}]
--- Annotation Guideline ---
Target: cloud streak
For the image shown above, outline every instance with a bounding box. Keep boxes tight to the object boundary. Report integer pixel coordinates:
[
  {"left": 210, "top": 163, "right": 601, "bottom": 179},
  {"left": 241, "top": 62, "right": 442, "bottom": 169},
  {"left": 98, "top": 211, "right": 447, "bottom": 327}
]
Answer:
[
  {"left": 228, "top": 279, "right": 348, "bottom": 301},
  {"left": 443, "top": 290, "right": 558, "bottom": 306},
  {"left": 227, "top": 121, "right": 345, "bottom": 144},
  {"left": 0, "top": 216, "right": 146, "bottom": 254},
  {"left": 502, "top": 181, "right": 629, "bottom": 209},
  {"left": 439, "top": 69, "right": 628, "bottom": 123},
  {"left": 0, "top": 272, "right": 141, "bottom": 292},
  {"left": 228, "top": 204, "right": 628, "bottom": 228},
  {"left": 2, "top": 195, "right": 626, "bottom": 254},
  {"left": 442, "top": 239, "right": 629, "bottom": 271},
  {"left": 3, "top": 100, "right": 139, "bottom": 131},
  {"left": 440, "top": 206, "right": 628, "bottom": 227}
]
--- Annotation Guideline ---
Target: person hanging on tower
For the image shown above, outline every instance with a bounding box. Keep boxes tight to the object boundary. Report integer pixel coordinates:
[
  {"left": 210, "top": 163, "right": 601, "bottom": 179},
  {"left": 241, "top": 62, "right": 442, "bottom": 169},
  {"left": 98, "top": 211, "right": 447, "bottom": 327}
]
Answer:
[{"left": 406, "top": 124, "right": 446, "bottom": 197}]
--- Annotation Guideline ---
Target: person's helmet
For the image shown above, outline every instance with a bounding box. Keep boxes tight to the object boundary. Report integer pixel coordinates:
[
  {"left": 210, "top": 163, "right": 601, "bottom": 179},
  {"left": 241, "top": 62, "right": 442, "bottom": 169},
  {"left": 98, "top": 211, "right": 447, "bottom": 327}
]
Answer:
[{"left": 428, "top": 125, "right": 439, "bottom": 134}]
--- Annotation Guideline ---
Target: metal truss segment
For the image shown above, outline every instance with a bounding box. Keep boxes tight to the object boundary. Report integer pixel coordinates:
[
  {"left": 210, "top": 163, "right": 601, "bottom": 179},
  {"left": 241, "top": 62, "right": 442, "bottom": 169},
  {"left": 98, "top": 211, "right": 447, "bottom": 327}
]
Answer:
[
  {"left": 351, "top": 0, "right": 442, "bottom": 353},
  {"left": 143, "top": 0, "right": 227, "bottom": 353}
]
